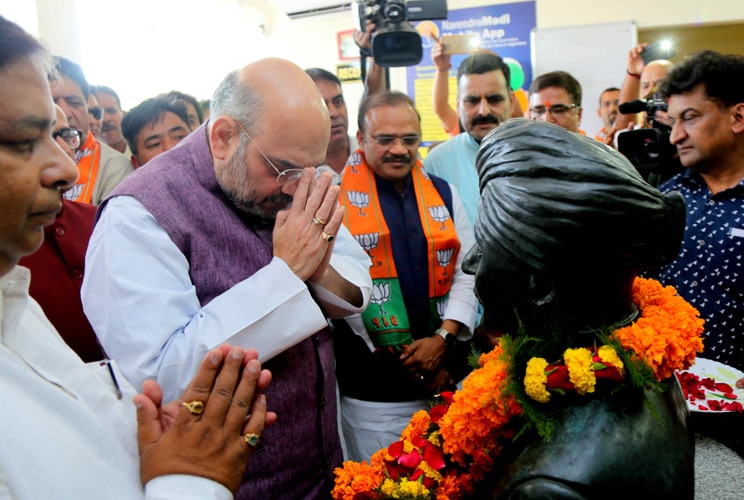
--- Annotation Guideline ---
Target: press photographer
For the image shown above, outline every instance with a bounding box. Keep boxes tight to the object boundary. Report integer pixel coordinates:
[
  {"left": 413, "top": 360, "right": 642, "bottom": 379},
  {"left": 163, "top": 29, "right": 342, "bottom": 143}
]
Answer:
[{"left": 352, "top": 0, "right": 447, "bottom": 67}]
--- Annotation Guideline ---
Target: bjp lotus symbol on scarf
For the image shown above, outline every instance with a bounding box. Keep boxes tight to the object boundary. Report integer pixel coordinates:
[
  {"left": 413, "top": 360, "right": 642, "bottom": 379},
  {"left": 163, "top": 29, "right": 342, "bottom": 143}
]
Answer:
[
  {"left": 354, "top": 232, "right": 380, "bottom": 257},
  {"left": 428, "top": 205, "right": 451, "bottom": 230},
  {"left": 436, "top": 248, "right": 455, "bottom": 276},
  {"left": 370, "top": 282, "right": 391, "bottom": 316},
  {"left": 346, "top": 190, "right": 370, "bottom": 216}
]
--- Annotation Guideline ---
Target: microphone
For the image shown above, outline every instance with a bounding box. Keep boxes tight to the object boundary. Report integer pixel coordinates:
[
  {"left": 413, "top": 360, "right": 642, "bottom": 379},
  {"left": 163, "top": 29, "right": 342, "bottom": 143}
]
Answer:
[{"left": 619, "top": 99, "right": 648, "bottom": 114}]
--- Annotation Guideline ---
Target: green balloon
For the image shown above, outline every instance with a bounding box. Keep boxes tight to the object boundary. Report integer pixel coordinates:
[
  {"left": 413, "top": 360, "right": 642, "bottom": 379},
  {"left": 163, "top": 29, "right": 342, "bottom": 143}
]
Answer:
[{"left": 504, "top": 58, "right": 525, "bottom": 90}]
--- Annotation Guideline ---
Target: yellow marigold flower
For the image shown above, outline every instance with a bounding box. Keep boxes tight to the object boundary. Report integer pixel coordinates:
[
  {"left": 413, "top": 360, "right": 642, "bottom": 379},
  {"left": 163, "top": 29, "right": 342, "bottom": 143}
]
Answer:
[
  {"left": 564, "top": 347, "right": 595, "bottom": 395},
  {"left": 524, "top": 357, "right": 551, "bottom": 403},
  {"left": 598, "top": 345, "right": 624, "bottom": 376},
  {"left": 428, "top": 430, "right": 442, "bottom": 447},
  {"left": 419, "top": 461, "right": 444, "bottom": 483},
  {"left": 380, "top": 478, "right": 430, "bottom": 498}
]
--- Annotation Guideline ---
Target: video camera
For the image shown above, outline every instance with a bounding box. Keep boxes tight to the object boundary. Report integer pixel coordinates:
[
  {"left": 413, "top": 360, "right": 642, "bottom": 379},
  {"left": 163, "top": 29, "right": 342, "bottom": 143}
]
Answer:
[
  {"left": 616, "top": 92, "right": 682, "bottom": 185},
  {"left": 352, "top": 0, "right": 448, "bottom": 67}
]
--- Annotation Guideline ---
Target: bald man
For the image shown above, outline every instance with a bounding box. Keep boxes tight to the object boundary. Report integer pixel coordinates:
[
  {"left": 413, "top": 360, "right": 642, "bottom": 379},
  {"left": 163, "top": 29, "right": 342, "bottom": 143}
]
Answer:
[
  {"left": 82, "top": 58, "right": 373, "bottom": 499},
  {"left": 615, "top": 43, "right": 674, "bottom": 133}
]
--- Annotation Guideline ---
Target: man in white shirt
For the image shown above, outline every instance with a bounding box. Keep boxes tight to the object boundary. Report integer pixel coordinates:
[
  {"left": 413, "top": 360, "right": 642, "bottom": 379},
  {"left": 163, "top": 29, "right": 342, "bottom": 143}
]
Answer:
[
  {"left": 0, "top": 15, "right": 271, "bottom": 499},
  {"left": 82, "top": 58, "right": 372, "bottom": 498}
]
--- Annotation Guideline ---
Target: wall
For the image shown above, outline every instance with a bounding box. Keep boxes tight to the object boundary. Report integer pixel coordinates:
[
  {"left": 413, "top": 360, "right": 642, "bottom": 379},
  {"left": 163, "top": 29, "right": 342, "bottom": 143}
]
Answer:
[
  {"left": 3, "top": 0, "right": 744, "bottom": 115},
  {"left": 290, "top": 1, "right": 744, "bottom": 132}
]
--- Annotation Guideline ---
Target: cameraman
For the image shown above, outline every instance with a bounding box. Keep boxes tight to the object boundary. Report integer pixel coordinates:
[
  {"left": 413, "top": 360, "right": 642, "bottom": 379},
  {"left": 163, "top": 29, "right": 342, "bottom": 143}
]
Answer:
[
  {"left": 613, "top": 43, "right": 673, "bottom": 139},
  {"left": 650, "top": 50, "right": 744, "bottom": 393},
  {"left": 353, "top": 19, "right": 387, "bottom": 96}
]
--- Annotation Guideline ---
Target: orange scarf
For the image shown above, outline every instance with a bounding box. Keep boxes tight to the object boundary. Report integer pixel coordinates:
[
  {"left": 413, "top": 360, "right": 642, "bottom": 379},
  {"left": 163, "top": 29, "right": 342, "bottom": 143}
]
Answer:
[
  {"left": 64, "top": 131, "right": 101, "bottom": 204},
  {"left": 340, "top": 150, "right": 460, "bottom": 350}
]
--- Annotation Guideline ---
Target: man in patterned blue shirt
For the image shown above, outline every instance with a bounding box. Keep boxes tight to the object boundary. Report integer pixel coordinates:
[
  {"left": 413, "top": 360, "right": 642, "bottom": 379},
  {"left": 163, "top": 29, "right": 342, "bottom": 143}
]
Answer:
[{"left": 651, "top": 50, "right": 744, "bottom": 383}]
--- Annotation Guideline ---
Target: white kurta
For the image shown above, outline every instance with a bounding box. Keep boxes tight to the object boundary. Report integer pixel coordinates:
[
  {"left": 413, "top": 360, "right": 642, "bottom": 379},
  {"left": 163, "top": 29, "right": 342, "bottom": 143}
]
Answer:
[
  {"left": 0, "top": 267, "right": 231, "bottom": 499},
  {"left": 82, "top": 195, "right": 372, "bottom": 402}
]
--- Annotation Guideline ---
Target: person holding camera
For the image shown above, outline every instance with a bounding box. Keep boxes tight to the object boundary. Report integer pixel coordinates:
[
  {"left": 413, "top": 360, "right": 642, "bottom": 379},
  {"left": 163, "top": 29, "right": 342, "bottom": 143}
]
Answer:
[{"left": 614, "top": 43, "right": 674, "bottom": 136}]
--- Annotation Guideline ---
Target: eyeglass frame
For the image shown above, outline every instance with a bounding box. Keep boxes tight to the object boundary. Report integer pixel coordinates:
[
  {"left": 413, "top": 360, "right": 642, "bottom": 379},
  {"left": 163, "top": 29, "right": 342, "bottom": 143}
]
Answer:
[
  {"left": 529, "top": 103, "right": 579, "bottom": 118},
  {"left": 366, "top": 134, "right": 421, "bottom": 148},
  {"left": 233, "top": 119, "right": 306, "bottom": 185},
  {"left": 52, "top": 127, "right": 83, "bottom": 150}
]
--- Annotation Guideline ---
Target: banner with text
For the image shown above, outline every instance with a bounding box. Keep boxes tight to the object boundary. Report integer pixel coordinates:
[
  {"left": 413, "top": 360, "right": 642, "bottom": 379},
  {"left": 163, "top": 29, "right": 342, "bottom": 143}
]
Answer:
[{"left": 408, "top": 1, "right": 536, "bottom": 145}]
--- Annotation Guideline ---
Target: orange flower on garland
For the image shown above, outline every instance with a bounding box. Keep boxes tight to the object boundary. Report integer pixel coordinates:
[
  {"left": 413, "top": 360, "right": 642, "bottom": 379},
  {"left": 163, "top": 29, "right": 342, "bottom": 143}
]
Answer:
[
  {"left": 613, "top": 277, "right": 704, "bottom": 380},
  {"left": 438, "top": 344, "right": 522, "bottom": 464},
  {"left": 332, "top": 453, "right": 385, "bottom": 500}
]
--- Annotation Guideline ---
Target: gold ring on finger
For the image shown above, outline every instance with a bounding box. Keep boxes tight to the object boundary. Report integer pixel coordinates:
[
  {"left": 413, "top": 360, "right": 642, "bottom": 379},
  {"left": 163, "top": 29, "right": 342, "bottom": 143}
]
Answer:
[
  {"left": 312, "top": 216, "right": 326, "bottom": 226},
  {"left": 182, "top": 400, "right": 205, "bottom": 415},
  {"left": 243, "top": 432, "right": 260, "bottom": 447},
  {"left": 321, "top": 231, "right": 334, "bottom": 243}
]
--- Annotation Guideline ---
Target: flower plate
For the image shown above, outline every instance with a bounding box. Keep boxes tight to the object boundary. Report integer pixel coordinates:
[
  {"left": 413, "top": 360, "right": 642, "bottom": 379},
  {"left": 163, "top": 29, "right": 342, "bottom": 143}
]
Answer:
[{"left": 676, "top": 358, "right": 744, "bottom": 413}]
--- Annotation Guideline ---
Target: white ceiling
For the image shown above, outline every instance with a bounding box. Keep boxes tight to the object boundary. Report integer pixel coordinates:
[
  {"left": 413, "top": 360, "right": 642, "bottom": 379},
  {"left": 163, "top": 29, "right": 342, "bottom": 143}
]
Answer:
[{"left": 272, "top": 0, "right": 351, "bottom": 17}]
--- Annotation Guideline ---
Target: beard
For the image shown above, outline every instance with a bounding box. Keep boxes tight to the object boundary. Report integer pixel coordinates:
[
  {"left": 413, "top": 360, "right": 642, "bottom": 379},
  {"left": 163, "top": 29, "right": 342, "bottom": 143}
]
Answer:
[{"left": 219, "top": 147, "right": 293, "bottom": 220}]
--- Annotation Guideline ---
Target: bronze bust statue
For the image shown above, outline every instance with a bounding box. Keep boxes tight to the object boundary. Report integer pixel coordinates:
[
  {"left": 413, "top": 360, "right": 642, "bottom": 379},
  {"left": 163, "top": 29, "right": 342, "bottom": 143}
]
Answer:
[
  {"left": 465, "top": 119, "right": 693, "bottom": 499},
  {"left": 331, "top": 119, "right": 699, "bottom": 500}
]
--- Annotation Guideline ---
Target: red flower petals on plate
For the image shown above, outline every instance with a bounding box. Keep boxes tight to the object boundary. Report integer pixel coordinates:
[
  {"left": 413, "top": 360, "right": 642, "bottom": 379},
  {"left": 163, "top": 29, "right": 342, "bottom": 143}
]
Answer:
[{"left": 676, "top": 370, "right": 743, "bottom": 413}]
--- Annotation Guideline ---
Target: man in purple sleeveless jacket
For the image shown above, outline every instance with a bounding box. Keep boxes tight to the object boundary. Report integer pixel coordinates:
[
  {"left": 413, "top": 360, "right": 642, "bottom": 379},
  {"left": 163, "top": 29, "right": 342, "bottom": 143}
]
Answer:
[{"left": 82, "top": 59, "right": 372, "bottom": 499}]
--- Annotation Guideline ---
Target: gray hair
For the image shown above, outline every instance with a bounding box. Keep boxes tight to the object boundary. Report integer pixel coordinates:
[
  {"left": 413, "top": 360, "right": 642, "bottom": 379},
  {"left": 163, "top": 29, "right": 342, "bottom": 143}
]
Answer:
[{"left": 211, "top": 69, "right": 263, "bottom": 136}]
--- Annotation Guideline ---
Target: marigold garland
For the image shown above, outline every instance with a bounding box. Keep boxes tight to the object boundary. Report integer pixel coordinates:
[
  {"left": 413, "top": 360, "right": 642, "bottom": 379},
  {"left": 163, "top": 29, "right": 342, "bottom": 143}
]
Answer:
[
  {"left": 613, "top": 277, "right": 704, "bottom": 380},
  {"left": 331, "top": 277, "right": 704, "bottom": 500}
]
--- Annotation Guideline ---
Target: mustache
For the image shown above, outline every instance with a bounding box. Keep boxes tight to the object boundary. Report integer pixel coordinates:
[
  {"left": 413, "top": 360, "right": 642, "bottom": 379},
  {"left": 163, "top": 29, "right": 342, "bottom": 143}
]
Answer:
[
  {"left": 382, "top": 154, "right": 413, "bottom": 163},
  {"left": 471, "top": 115, "right": 499, "bottom": 127}
]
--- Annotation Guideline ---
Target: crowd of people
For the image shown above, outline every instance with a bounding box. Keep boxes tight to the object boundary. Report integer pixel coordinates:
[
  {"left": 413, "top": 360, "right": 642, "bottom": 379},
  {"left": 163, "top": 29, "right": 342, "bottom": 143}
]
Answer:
[{"left": 1, "top": 9, "right": 743, "bottom": 498}]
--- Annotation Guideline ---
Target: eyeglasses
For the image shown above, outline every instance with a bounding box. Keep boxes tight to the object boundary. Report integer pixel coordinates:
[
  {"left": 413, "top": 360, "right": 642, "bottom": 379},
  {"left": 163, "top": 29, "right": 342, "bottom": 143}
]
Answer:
[
  {"left": 368, "top": 135, "right": 421, "bottom": 147},
  {"left": 52, "top": 127, "right": 83, "bottom": 150},
  {"left": 529, "top": 104, "right": 578, "bottom": 117},
  {"left": 234, "top": 120, "right": 305, "bottom": 185},
  {"left": 88, "top": 106, "right": 104, "bottom": 120}
]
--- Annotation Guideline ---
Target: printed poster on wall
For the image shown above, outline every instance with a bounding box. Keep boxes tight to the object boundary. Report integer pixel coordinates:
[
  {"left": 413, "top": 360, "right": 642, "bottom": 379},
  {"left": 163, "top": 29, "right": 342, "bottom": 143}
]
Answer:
[{"left": 408, "top": 1, "right": 536, "bottom": 145}]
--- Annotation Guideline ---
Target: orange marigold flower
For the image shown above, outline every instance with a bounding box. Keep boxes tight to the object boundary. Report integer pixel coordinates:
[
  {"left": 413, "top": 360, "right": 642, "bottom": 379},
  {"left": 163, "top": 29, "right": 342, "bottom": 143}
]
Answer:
[
  {"left": 402, "top": 410, "right": 431, "bottom": 442},
  {"left": 614, "top": 278, "right": 704, "bottom": 380},
  {"left": 439, "top": 343, "right": 521, "bottom": 461},
  {"left": 332, "top": 460, "right": 383, "bottom": 500}
]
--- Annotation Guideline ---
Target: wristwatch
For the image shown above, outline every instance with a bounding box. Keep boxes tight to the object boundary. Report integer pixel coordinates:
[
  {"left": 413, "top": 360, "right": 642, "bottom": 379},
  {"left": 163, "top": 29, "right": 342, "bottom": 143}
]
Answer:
[{"left": 435, "top": 328, "right": 457, "bottom": 353}]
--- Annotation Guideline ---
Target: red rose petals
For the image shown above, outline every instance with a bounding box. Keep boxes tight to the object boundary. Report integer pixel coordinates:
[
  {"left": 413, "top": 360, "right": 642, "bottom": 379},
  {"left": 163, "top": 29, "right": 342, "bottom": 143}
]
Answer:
[{"left": 676, "top": 370, "right": 743, "bottom": 413}]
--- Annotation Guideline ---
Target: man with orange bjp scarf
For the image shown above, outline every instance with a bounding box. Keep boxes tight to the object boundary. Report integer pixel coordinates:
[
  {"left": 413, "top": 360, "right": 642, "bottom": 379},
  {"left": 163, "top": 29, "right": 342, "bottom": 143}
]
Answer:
[
  {"left": 50, "top": 57, "right": 132, "bottom": 205},
  {"left": 334, "top": 91, "right": 478, "bottom": 462}
]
